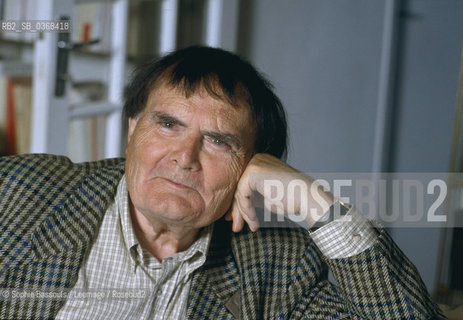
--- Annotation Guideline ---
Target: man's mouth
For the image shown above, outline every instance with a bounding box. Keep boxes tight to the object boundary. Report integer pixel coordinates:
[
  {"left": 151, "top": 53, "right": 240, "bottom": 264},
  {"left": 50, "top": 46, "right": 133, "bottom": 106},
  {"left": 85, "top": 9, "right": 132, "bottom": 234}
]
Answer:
[{"left": 161, "top": 177, "right": 193, "bottom": 190}]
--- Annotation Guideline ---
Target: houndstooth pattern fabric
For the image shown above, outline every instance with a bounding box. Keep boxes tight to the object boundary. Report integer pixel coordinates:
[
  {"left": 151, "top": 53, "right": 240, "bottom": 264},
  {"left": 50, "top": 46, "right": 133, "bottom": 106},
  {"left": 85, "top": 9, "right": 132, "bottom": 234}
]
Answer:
[
  {"left": 0, "top": 154, "right": 445, "bottom": 319},
  {"left": 0, "top": 154, "right": 124, "bottom": 319}
]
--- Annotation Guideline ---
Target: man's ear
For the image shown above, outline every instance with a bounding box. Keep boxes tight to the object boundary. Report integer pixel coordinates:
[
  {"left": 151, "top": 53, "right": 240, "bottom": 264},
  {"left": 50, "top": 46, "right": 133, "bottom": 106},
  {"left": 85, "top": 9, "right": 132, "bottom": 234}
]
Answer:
[{"left": 127, "top": 117, "right": 138, "bottom": 144}]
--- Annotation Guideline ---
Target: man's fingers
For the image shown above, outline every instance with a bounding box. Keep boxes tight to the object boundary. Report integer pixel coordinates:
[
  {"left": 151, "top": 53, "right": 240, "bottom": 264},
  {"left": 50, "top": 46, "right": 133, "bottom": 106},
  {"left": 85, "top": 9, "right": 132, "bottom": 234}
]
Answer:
[
  {"left": 231, "top": 193, "right": 259, "bottom": 232},
  {"left": 245, "top": 206, "right": 258, "bottom": 232},
  {"left": 231, "top": 207, "right": 244, "bottom": 232}
]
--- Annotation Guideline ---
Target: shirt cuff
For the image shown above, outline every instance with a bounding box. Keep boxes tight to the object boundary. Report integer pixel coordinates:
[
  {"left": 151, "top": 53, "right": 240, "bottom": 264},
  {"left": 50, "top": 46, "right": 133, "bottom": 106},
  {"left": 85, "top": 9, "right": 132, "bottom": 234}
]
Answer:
[{"left": 309, "top": 205, "right": 379, "bottom": 259}]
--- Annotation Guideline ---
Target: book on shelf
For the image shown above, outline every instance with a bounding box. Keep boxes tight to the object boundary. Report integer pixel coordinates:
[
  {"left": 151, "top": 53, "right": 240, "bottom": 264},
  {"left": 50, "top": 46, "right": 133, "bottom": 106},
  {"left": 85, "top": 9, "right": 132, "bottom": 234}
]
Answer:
[
  {"left": 72, "top": 0, "right": 112, "bottom": 52},
  {"left": 0, "top": 60, "right": 32, "bottom": 156}
]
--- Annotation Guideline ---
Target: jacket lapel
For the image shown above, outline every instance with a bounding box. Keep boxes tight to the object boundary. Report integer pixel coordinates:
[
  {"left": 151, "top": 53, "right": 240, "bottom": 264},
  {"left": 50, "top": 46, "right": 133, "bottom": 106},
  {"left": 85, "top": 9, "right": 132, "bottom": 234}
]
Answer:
[
  {"left": 0, "top": 155, "right": 87, "bottom": 278},
  {"left": 30, "top": 161, "right": 125, "bottom": 261},
  {"left": 187, "top": 219, "right": 241, "bottom": 319}
]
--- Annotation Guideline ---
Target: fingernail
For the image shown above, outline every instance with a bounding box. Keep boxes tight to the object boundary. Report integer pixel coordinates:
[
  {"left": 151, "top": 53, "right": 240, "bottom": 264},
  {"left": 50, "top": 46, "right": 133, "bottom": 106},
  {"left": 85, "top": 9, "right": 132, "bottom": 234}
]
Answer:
[
  {"left": 233, "top": 220, "right": 239, "bottom": 232},
  {"left": 250, "top": 221, "right": 259, "bottom": 232}
]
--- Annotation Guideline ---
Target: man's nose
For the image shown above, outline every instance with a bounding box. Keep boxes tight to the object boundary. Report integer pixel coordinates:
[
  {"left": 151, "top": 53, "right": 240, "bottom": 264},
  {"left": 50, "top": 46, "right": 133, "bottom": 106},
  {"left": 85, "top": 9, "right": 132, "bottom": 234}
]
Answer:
[{"left": 171, "top": 135, "right": 201, "bottom": 171}]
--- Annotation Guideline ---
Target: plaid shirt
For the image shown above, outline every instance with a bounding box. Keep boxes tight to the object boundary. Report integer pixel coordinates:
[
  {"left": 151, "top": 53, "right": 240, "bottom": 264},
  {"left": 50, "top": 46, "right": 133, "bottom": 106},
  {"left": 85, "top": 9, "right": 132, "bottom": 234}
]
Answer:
[{"left": 57, "top": 176, "right": 212, "bottom": 319}]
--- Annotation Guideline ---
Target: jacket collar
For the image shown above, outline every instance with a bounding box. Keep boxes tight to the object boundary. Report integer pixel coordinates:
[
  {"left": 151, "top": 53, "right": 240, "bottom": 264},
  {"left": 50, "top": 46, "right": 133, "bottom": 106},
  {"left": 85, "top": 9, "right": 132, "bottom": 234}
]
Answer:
[{"left": 30, "top": 160, "right": 125, "bottom": 260}]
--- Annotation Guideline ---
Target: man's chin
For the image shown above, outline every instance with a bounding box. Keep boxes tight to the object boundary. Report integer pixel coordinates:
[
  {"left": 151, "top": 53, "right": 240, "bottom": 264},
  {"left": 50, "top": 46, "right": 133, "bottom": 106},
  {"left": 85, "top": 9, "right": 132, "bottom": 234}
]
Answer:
[{"left": 145, "top": 197, "right": 205, "bottom": 223}]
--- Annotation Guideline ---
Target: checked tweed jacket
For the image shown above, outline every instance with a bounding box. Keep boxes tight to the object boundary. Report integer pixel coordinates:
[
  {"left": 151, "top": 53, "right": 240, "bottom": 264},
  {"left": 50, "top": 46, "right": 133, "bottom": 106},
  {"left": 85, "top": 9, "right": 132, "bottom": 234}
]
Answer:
[{"left": 0, "top": 154, "right": 444, "bottom": 319}]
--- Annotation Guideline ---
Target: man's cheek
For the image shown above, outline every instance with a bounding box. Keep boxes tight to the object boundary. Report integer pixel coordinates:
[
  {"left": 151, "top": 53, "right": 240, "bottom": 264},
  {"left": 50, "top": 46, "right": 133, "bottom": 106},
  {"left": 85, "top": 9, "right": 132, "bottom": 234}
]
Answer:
[{"left": 219, "top": 187, "right": 237, "bottom": 213}]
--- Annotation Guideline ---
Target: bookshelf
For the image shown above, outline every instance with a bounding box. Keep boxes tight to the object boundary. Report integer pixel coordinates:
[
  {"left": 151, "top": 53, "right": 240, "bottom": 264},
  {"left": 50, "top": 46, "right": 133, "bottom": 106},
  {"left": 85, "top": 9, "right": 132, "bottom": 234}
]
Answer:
[{"left": 0, "top": 0, "right": 128, "bottom": 161}]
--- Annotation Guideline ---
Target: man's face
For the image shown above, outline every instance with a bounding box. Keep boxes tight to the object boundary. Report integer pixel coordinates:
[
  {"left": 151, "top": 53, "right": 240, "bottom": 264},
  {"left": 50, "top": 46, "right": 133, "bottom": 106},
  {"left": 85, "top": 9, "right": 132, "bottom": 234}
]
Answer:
[{"left": 125, "top": 84, "right": 256, "bottom": 230}]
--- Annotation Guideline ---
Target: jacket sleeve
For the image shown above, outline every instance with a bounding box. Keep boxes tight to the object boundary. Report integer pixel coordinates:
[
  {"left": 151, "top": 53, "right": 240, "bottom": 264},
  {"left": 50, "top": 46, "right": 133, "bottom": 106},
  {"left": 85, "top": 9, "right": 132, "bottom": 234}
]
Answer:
[{"left": 295, "top": 225, "right": 446, "bottom": 319}]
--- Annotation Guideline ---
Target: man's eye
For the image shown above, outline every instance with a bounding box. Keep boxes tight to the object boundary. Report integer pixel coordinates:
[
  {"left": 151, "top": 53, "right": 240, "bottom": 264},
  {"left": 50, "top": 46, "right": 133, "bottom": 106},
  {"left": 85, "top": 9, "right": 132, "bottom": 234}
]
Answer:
[
  {"left": 211, "top": 138, "right": 225, "bottom": 145},
  {"left": 210, "top": 137, "right": 232, "bottom": 150},
  {"left": 161, "top": 121, "right": 175, "bottom": 128}
]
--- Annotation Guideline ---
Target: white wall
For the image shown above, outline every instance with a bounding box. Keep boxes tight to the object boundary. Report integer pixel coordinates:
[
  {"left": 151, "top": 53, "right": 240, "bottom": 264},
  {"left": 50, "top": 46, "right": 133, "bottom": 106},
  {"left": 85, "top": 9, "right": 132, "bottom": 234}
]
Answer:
[{"left": 238, "top": 0, "right": 384, "bottom": 172}]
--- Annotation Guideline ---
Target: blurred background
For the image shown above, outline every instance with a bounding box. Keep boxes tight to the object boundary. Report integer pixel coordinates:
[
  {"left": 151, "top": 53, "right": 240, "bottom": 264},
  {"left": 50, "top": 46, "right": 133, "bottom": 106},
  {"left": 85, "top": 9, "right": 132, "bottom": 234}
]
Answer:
[{"left": 1, "top": 0, "right": 463, "bottom": 308}]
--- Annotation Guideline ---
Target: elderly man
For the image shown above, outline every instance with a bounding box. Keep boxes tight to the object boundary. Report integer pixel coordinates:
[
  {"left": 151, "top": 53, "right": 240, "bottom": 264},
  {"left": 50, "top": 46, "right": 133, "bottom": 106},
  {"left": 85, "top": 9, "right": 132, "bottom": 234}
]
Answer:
[{"left": 0, "top": 46, "right": 443, "bottom": 319}]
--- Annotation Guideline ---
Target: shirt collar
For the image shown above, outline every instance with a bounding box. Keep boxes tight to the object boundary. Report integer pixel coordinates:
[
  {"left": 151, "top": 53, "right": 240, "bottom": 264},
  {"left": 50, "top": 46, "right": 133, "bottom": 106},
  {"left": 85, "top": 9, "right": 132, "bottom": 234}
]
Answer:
[
  {"left": 115, "top": 174, "right": 213, "bottom": 271},
  {"left": 115, "top": 175, "right": 139, "bottom": 257}
]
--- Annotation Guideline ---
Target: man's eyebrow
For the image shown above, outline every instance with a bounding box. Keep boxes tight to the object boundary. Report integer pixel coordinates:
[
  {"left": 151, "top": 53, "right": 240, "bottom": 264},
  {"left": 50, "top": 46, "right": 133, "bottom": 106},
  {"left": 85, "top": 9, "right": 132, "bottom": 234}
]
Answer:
[
  {"left": 202, "top": 130, "right": 242, "bottom": 147},
  {"left": 151, "top": 112, "right": 186, "bottom": 127}
]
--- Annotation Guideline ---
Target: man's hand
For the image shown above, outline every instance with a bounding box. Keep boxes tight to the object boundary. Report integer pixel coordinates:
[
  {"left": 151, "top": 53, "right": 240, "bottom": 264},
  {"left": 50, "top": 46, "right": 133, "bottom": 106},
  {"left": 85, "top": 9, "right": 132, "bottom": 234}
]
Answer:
[{"left": 225, "top": 153, "right": 334, "bottom": 232}]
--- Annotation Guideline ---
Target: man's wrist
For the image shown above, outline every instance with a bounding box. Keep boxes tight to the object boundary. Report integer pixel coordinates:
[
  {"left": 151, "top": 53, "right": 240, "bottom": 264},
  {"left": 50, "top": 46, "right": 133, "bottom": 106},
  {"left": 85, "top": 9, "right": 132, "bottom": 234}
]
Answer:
[
  {"left": 304, "top": 180, "right": 334, "bottom": 226},
  {"left": 310, "top": 199, "right": 350, "bottom": 231}
]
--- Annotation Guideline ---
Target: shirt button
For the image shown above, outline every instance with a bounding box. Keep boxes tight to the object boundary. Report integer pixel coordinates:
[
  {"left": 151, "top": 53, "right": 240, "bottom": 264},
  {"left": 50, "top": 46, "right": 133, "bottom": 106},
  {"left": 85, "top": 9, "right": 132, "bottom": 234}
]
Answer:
[{"left": 352, "top": 233, "right": 362, "bottom": 242}]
